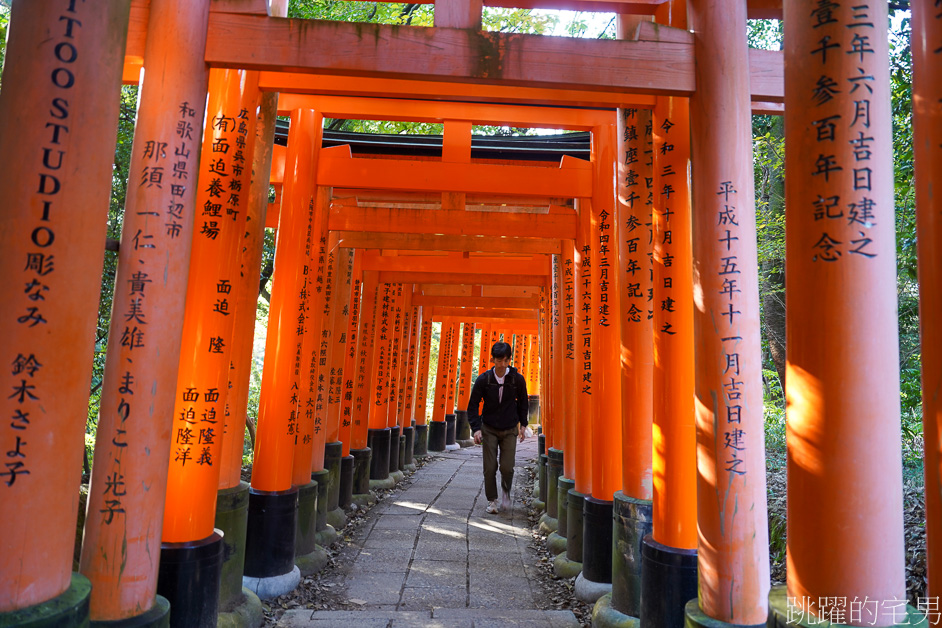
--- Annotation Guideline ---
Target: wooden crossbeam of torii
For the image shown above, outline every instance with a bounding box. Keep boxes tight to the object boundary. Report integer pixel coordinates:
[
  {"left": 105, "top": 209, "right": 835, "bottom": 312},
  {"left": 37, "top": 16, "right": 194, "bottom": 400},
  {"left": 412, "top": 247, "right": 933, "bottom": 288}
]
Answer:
[
  {"left": 433, "top": 314, "right": 540, "bottom": 331},
  {"left": 335, "top": 232, "right": 562, "bottom": 255},
  {"left": 361, "top": 251, "right": 550, "bottom": 276},
  {"left": 125, "top": 4, "right": 784, "bottom": 103},
  {"left": 413, "top": 295, "right": 541, "bottom": 309},
  {"left": 431, "top": 307, "right": 538, "bottom": 320},
  {"left": 418, "top": 285, "right": 540, "bottom": 297}
]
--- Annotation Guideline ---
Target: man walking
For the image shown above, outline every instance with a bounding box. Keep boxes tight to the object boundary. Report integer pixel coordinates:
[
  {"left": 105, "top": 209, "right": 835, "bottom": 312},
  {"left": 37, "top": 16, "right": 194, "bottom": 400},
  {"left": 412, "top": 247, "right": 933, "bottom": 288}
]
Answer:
[{"left": 467, "top": 341, "right": 529, "bottom": 514}]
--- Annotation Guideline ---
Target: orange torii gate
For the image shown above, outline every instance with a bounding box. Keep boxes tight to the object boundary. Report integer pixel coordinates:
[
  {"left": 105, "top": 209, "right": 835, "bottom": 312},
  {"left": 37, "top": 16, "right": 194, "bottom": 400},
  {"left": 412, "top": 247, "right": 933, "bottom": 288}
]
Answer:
[{"left": 2, "top": 0, "right": 933, "bottom": 627}]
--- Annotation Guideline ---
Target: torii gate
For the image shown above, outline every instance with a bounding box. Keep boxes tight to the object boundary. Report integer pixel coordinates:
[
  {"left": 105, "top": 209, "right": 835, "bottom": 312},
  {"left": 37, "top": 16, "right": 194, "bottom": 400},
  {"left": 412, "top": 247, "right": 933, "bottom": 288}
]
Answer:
[{"left": 1, "top": 0, "right": 938, "bottom": 628}]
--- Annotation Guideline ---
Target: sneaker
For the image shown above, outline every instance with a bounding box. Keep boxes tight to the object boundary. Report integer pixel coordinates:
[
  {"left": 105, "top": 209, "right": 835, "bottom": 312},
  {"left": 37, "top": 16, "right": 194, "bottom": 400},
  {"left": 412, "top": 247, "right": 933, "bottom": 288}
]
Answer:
[
  {"left": 486, "top": 500, "right": 499, "bottom": 514},
  {"left": 501, "top": 494, "right": 511, "bottom": 512}
]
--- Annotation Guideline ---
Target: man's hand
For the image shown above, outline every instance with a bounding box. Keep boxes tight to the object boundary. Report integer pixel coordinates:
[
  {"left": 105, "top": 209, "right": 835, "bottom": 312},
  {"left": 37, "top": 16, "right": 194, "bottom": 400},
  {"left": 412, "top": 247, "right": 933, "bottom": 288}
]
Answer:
[
  {"left": 518, "top": 424, "right": 526, "bottom": 443},
  {"left": 473, "top": 430, "right": 482, "bottom": 445}
]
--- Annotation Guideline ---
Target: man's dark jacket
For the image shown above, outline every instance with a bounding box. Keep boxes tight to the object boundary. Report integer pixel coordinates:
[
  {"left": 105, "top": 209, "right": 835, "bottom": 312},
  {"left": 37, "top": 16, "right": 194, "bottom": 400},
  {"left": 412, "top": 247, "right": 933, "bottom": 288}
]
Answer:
[{"left": 466, "top": 366, "right": 529, "bottom": 433}]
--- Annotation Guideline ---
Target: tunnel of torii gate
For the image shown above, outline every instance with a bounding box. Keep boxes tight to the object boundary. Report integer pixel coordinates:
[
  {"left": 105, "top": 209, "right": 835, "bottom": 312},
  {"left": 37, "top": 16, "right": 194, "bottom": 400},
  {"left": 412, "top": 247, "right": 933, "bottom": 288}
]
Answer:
[{"left": 0, "top": 0, "right": 940, "bottom": 627}]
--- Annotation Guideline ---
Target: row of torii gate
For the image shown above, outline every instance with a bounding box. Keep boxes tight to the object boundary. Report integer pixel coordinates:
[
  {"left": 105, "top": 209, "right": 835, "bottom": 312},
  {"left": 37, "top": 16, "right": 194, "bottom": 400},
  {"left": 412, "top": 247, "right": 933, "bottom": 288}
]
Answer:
[{"left": 0, "top": 0, "right": 941, "bottom": 627}]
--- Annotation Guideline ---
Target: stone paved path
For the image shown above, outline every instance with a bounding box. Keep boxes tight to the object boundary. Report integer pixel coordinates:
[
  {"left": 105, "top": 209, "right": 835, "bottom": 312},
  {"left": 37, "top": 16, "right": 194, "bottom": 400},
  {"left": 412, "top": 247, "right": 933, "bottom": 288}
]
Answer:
[{"left": 276, "top": 434, "right": 579, "bottom": 628}]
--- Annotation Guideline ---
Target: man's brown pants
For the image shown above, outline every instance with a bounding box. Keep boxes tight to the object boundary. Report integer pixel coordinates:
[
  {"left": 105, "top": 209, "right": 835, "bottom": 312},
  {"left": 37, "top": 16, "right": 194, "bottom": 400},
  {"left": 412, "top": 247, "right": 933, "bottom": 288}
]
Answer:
[{"left": 481, "top": 423, "right": 518, "bottom": 501}]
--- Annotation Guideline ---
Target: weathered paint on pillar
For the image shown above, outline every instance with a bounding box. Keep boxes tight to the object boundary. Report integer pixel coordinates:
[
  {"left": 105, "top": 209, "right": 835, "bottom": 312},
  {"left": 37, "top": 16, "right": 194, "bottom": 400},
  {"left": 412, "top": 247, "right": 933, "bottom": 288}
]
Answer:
[
  {"left": 914, "top": 0, "right": 942, "bottom": 602},
  {"left": 163, "top": 68, "right": 258, "bottom": 543},
  {"left": 574, "top": 200, "right": 595, "bottom": 496},
  {"left": 688, "top": 0, "right": 770, "bottom": 619},
  {"left": 251, "top": 108, "right": 322, "bottom": 492},
  {"left": 414, "top": 308, "right": 433, "bottom": 425},
  {"left": 351, "top": 273, "right": 379, "bottom": 448},
  {"left": 292, "top": 186, "right": 328, "bottom": 485},
  {"left": 338, "top": 252, "right": 362, "bottom": 456},
  {"left": 220, "top": 83, "right": 278, "bottom": 491},
  {"left": 562, "top": 241, "right": 578, "bottom": 480},
  {"left": 591, "top": 124, "right": 623, "bottom": 502},
  {"left": 617, "top": 106, "right": 655, "bottom": 501},
  {"left": 784, "top": 0, "right": 905, "bottom": 621},
  {"left": 651, "top": 93, "right": 697, "bottom": 549},
  {"left": 79, "top": 0, "right": 212, "bottom": 617},
  {"left": 457, "top": 322, "right": 476, "bottom": 412},
  {"left": 0, "top": 0, "right": 130, "bottom": 613}
]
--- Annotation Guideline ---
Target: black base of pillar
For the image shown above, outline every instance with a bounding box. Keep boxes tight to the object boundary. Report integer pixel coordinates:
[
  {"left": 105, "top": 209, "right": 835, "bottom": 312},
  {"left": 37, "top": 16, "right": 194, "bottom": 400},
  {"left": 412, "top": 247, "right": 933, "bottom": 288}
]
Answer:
[
  {"left": 611, "top": 491, "right": 652, "bottom": 619},
  {"left": 639, "top": 534, "right": 697, "bottom": 628},
  {"left": 428, "top": 420, "right": 446, "bottom": 452},
  {"left": 557, "top": 477, "right": 575, "bottom": 538},
  {"left": 0, "top": 573, "right": 93, "bottom": 628},
  {"left": 339, "top": 455, "right": 354, "bottom": 508},
  {"left": 350, "top": 448, "right": 371, "bottom": 495},
  {"left": 566, "top": 489, "right": 586, "bottom": 563},
  {"left": 582, "top": 497, "right": 613, "bottom": 584},
  {"left": 294, "top": 481, "right": 318, "bottom": 557},
  {"left": 413, "top": 424, "right": 429, "bottom": 456},
  {"left": 444, "top": 414, "right": 457, "bottom": 445},
  {"left": 311, "top": 469, "right": 330, "bottom": 533},
  {"left": 243, "top": 487, "right": 299, "bottom": 578},
  {"left": 455, "top": 410, "right": 471, "bottom": 440},
  {"left": 388, "top": 426, "right": 401, "bottom": 474},
  {"left": 324, "top": 441, "right": 343, "bottom": 512},
  {"left": 157, "top": 531, "right": 224, "bottom": 628},
  {"left": 528, "top": 394, "right": 540, "bottom": 424},
  {"left": 90, "top": 596, "right": 170, "bottom": 627},
  {"left": 538, "top": 453, "right": 548, "bottom": 504},
  {"left": 546, "top": 449, "right": 564, "bottom": 519},
  {"left": 765, "top": 585, "right": 927, "bottom": 627},
  {"left": 402, "top": 426, "right": 415, "bottom": 465},
  {"left": 684, "top": 599, "right": 766, "bottom": 628},
  {"left": 368, "top": 428, "right": 391, "bottom": 479},
  {"left": 398, "top": 435, "right": 407, "bottom": 471},
  {"left": 215, "top": 481, "right": 251, "bottom": 612},
  {"left": 538, "top": 433, "right": 546, "bottom": 456}
]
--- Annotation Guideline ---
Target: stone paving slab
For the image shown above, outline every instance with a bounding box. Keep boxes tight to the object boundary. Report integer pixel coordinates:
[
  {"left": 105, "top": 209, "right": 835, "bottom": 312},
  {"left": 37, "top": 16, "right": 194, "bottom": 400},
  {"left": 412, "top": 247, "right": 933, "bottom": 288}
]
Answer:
[{"left": 274, "top": 435, "right": 580, "bottom": 628}]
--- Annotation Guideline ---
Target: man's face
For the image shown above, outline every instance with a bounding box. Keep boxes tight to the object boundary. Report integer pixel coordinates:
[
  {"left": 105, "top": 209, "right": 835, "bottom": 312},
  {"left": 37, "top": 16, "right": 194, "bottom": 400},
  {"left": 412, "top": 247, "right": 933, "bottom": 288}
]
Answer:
[{"left": 492, "top": 356, "right": 511, "bottom": 374}]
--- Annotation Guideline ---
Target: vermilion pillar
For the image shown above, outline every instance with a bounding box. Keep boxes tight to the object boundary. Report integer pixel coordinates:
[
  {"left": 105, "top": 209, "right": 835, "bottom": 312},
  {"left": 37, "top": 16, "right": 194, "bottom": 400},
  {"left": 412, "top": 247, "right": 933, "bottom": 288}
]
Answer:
[
  {"left": 244, "top": 108, "right": 321, "bottom": 590},
  {"left": 0, "top": 0, "right": 130, "bottom": 621},
  {"left": 367, "top": 282, "right": 394, "bottom": 479},
  {"left": 395, "top": 293, "right": 415, "bottom": 430},
  {"left": 429, "top": 321, "right": 457, "bottom": 451},
  {"left": 606, "top": 92, "right": 656, "bottom": 621},
  {"left": 338, "top": 253, "right": 363, "bottom": 456},
  {"left": 778, "top": 0, "right": 909, "bottom": 623},
  {"left": 325, "top": 248, "right": 355, "bottom": 441},
  {"left": 162, "top": 68, "right": 257, "bottom": 543},
  {"left": 686, "top": 0, "right": 770, "bottom": 622},
  {"left": 561, "top": 243, "right": 577, "bottom": 481},
  {"left": 385, "top": 284, "right": 404, "bottom": 428},
  {"left": 639, "top": 1, "right": 699, "bottom": 618},
  {"left": 78, "top": 0, "right": 211, "bottom": 623},
  {"left": 157, "top": 67, "right": 257, "bottom": 625},
  {"left": 350, "top": 273, "right": 378, "bottom": 493},
  {"left": 351, "top": 274, "right": 378, "bottom": 451},
  {"left": 455, "top": 321, "right": 476, "bottom": 443},
  {"left": 413, "top": 308, "right": 433, "bottom": 427},
  {"left": 914, "top": 0, "right": 942, "bottom": 602}
]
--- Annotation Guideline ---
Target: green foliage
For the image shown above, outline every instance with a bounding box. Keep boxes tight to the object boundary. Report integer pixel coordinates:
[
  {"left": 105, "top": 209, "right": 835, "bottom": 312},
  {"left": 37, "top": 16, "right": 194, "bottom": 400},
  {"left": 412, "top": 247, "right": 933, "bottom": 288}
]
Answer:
[{"left": 0, "top": 6, "right": 9, "bottom": 88}]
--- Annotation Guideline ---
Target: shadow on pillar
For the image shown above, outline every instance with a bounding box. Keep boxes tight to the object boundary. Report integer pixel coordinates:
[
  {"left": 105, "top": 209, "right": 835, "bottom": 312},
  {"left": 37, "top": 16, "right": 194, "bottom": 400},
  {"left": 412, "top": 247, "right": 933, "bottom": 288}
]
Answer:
[
  {"left": 575, "top": 497, "right": 613, "bottom": 603},
  {"left": 338, "top": 455, "right": 355, "bottom": 509},
  {"left": 455, "top": 410, "right": 473, "bottom": 447},
  {"left": 527, "top": 394, "right": 540, "bottom": 424},
  {"left": 540, "top": 449, "right": 563, "bottom": 534},
  {"left": 639, "top": 534, "right": 696, "bottom": 628},
  {"left": 368, "top": 428, "right": 396, "bottom": 490},
  {"left": 242, "top": 487, "right": 300, "bottom": 600},
  {"left": 157, "top": 531, "right": 224, "bottom": 628},
  {"left": 413, "top": 424, "right": 429, "bottom": 457},
  {"left": 324, "top": 442, "right": 345, "bottom": 531},
  {"left": 428, "top": 421, "right": 446, "bottom": 452},
  {"left": 601, "top": 491, "right": 652, "bottom": 624},
  {"left": 402, "top": 426, "right": 415, "bottom": 470},
  {"left": 387, "top": 426, "right": 401, "bottom": 476},
  {"left": 554, "top": 487, "right": 584, "bottom": 578},
  {"left": 214, "top": 481, "right": 263, "bottom": 627},
  {"left": 547, "top": 476, "right": 574, "bottom": 556},
  {"left": 0, "top": 573, "right": 101, "bottom": 628},
  {"left": 444, "top": 414, "right": 459, "bottom": 450},
  {"left": 293, "top": 480, "right": 328, "bottom": 577}
]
